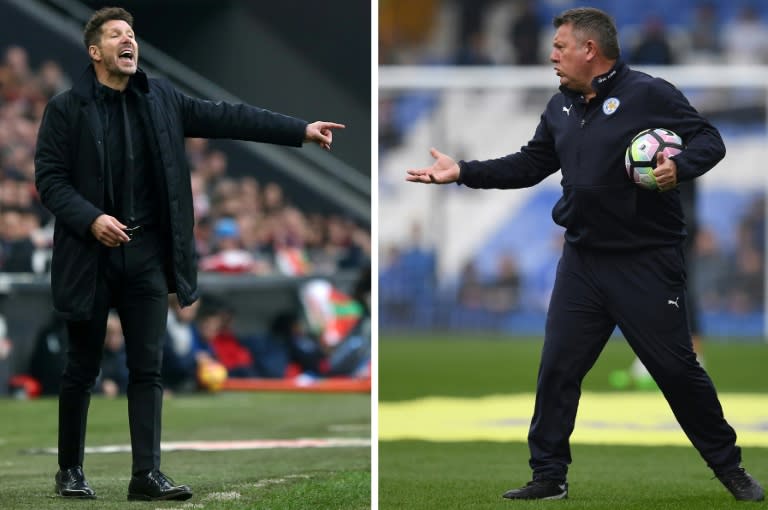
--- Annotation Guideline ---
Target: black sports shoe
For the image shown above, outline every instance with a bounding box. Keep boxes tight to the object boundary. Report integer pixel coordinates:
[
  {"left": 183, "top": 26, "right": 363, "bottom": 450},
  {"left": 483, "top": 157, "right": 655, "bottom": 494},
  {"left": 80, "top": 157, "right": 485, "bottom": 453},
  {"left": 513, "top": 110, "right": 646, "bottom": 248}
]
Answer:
[
  {"left": 55, "top": 466, "right": 96, "bottom": 498},
  {"left": 502, "top": 480, "right": 568, "bottom": 500},
  {"left": 717, "top": 467, "right": 765, "bottom": 501}
]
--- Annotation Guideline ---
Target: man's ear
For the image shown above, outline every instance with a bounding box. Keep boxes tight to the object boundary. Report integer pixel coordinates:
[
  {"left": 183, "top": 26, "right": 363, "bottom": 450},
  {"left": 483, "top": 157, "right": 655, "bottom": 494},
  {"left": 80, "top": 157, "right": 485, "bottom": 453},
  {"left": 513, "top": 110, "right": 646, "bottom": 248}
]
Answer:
[
  {"left": 88, "top": 45, "right": 101, "bottom": 62},
  {"left": 584, "top": 39, "right": 597, "bottom": 62}
]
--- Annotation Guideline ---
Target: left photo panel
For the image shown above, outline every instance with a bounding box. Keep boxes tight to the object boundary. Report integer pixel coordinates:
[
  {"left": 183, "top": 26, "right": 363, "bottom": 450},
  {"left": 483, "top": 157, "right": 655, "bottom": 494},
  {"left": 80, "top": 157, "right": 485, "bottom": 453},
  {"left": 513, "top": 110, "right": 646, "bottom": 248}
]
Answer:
[{"left": 0, "top": 0, "right": 371, "bottom": 508}]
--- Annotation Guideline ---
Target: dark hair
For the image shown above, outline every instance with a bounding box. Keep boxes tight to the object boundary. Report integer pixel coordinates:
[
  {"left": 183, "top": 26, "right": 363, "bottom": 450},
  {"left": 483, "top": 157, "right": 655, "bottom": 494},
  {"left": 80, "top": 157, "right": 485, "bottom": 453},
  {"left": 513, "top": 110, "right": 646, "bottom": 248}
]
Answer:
[
  {"left": 83, "top": 7, "right": 133, "bottom": 50},
  {"left": 553, "top": 7, "right": 620, "bottom": 59}
]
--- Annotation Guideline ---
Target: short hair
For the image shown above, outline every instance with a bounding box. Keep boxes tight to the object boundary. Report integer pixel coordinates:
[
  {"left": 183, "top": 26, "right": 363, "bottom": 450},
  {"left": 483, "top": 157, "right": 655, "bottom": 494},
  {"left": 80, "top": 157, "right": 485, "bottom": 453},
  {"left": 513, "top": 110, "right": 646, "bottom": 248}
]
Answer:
[
  {"left": 83, "top": 7, "right": 133, "bottom": 50},
  {"left": 553, "top": 7, "right": 620, "bottom": 60}
]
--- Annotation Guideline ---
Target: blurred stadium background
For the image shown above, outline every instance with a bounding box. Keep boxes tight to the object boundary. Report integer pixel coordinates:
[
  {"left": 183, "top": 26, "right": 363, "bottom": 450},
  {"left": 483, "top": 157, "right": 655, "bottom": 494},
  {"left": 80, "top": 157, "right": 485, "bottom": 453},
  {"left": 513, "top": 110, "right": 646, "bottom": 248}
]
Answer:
[
  {"left": 0, "top": 0, "right": 371, "bottom": 397},
  {"left": 379, "top": 0, "right": 767, "bottom": 340}
]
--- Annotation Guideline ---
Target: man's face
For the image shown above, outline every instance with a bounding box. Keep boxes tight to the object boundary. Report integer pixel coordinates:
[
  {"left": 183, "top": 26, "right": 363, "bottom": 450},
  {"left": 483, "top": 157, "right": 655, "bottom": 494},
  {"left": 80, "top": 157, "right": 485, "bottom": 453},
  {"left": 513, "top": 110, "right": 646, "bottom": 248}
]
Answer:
[
  {"left": 550, "top": 23, "right": 590, "bottom": 93},
  {"left": 92, "top": 19, "right": 139, "bottom": 76}
]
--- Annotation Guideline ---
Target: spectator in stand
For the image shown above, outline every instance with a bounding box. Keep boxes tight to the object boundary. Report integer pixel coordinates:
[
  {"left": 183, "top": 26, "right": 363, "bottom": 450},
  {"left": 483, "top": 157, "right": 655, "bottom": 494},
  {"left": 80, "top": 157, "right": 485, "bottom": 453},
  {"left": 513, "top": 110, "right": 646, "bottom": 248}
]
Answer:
[
  {"left": 262, "top": 181, "right": 286, "bottom": 215},
  {"left": 400, "top": 221, "right": 436, "bottom": 286},
  {"left": 722, "top": 5, "right": 768, "bottom": 65},
  {"left": 457, "top": 259, "right": 484, "bottom": 310},
  {"left": 1, "top": 46, "right": 34, "bottom": 101},
  {"left": 725, "top": 217, "right": 765, "bottom": 313},
  {"left": 379, "top": 244, "right": 411, "bottom": 321},
  {"left": 192, "top": 149, "right": 228, "bottom": 192},
  {"left": 209, "top": 177, "right": 242, "bottom": 219},
  {"left": 192, "top": 214, "right": 213, "bottom": 258},
  {"left": 726, "top": 243, "right": 763, "bottom": 314},
  {"left": 269, "top": 310, "right": 327, "bottom": 377},
  {"left": 272, "top": 206, "right": 312, "bottom": 276},
  {"left": 455, "top": 31, "right": 494, "bottom": 66},
  {"left": 236, "top": 213, "right": 271, "bottom": 261},
  {"left": 37, "top": 60, "right": 72, "bottom": 99},
  {"left": 629, "top": 15, "right": 675, "bottom": 65},
  {"left": 378, "top": 96, "right": 403, "bottom": 155},
  {"left": 0, "top": 207, "right": 36, "bottom": 272},
  {"left": 199, "top": 217, "right": 271, "bottom": 274},
  {"left": 303, "top": 213, "right": 328, "bottom": 268},
  {"left": 687, "top": 2, "right": 723, "bottom": 63},
  {"left": 740, "top": 195, "right": 765, "bottom": 251},
  {"left": 238, "top": 176, "right": 262, "bottom": 217},
  {"left": 189, "top": 173, "right": 210, "bottom": 221},
  {"left": 309, "top": 215, "right": 368, "bottom": 274},
  {"left": 485, "top": 253, "right": 522, "bottom": 313},
  {"left": 196, "top": 298, "right": 258, "bottom": 377},
  {"left": 693, "top": 227, "right": 729, "bottom": 312},
  {"left": 184, "top": 137, "right": 208, "bottom": 170},
  {"left": 456, "top": 0, "right": 489, "bottom": 51},
  {"left": 510, "top": 0, "right": 543, "bottom": 65},
  {"left": 27, "top": 312, "right": 69, "bottom": 396},
  {"left": 162, "top": 295, "right": 215, "bottom": 392}
]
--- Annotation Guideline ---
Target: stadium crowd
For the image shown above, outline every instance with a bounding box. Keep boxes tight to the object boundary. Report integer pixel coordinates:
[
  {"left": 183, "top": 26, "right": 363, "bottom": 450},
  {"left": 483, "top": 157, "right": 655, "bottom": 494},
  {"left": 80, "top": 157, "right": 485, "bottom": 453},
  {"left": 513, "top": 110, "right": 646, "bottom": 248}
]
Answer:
[
  {"left": 380, "top": 194, "right": 765, "bottom": 331},
  {"left": 379, "top": 1, "right": 768, "bottom": 67},
  {"left": 0, "top": 43, "right": 370, "bottom": 396},
  {"left": 380, "top": 1, "right": 768, "bottom": 154}
]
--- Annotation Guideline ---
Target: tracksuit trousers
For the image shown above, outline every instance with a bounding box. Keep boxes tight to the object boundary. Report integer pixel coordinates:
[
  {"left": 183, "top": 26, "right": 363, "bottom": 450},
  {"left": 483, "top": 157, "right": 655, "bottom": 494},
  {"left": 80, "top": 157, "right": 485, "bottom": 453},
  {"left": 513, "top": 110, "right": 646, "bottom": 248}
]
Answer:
[{"left": 528, "top": 242, "right": 741, "bottom": 481}]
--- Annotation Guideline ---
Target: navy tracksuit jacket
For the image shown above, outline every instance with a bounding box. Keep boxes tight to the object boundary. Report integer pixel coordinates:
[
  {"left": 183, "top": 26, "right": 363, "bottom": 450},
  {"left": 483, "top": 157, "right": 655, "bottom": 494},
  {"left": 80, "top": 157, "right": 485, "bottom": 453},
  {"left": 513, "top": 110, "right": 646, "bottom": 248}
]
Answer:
[{"left": 459, "top": 60, "right": 741, "bottom": 481}]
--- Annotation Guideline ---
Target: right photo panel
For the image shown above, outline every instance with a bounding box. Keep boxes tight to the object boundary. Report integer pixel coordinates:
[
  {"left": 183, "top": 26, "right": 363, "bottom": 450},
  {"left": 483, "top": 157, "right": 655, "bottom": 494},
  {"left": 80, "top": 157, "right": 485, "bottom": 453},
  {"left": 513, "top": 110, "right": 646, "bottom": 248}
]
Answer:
[{"left": 378, "top": 0, "right": 768, "bottom": 507}]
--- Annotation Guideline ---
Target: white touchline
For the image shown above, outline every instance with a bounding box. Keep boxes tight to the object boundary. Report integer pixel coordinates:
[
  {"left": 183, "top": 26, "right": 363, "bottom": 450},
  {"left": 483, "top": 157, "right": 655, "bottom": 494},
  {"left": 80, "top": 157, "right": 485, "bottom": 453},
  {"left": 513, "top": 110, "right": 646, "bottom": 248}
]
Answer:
[{"left": 24, "top": 438, "right": 371, "bottom": 455}]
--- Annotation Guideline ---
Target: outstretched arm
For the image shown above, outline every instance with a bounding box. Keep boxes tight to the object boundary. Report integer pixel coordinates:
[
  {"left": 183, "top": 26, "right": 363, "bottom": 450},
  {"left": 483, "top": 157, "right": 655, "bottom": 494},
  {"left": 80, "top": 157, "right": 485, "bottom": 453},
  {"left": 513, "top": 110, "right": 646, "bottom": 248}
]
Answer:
[
  {"left": 304, "top": 121, "right": 346, "bottom": 150},
  {"left": 405, "top": 148, "right": 460, "bottom": 184}
]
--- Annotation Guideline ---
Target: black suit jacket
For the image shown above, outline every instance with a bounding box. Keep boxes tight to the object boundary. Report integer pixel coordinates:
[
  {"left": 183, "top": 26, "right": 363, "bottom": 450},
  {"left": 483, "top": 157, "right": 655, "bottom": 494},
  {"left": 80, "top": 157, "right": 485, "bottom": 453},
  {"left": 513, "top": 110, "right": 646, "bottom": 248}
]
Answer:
[{"left": 35, "top": 65, "right": 307, "bottom": 320}]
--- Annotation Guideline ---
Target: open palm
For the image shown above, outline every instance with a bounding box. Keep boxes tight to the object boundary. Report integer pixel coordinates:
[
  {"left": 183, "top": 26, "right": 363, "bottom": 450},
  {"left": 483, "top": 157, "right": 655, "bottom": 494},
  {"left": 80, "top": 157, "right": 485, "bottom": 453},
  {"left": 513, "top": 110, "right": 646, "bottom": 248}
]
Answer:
[{"left": 406, "top": 148, "right": 460, "bottom": 184}]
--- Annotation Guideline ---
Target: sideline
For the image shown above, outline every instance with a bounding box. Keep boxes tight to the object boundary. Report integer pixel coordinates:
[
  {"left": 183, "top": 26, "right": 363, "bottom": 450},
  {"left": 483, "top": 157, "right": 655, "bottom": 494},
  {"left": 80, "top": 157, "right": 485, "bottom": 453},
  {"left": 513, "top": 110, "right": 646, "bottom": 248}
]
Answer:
[
  {"left": 379, "top": 392, "right": 768, "bottom": 446},
  {"left": 23, "top": 437, "right": 371, "bottom": 455}
]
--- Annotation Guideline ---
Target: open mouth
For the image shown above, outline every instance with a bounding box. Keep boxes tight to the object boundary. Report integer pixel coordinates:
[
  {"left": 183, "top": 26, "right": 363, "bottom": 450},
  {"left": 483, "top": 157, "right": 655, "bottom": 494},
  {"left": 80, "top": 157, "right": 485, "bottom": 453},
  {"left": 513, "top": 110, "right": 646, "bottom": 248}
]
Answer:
[{"left": 118, "top": 49, "right": 134, "bottom": 64}]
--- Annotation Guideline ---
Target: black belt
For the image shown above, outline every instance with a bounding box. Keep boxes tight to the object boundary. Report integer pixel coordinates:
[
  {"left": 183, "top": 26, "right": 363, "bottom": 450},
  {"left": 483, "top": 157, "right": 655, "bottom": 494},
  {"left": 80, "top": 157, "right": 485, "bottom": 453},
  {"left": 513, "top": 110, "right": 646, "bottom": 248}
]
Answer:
[{"left": 124, "top": 224, "right": 154, "bottom": 240}]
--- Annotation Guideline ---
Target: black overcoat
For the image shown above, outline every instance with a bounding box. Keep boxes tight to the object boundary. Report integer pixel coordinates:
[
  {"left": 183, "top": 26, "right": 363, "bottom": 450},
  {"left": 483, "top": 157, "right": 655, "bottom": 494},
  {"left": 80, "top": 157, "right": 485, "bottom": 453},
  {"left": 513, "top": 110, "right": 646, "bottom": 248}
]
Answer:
[{"left": 35, "top": 65, "right": 307, "bottom": 320}]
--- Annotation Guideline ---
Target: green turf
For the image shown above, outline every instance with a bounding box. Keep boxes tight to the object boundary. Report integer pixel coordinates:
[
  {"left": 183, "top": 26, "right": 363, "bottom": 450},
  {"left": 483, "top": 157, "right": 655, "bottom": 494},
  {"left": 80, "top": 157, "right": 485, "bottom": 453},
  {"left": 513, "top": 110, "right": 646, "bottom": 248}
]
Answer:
[
  {"left": 0, "top": 392, "right": 370, "bottom": 509},
  {"left": 379, "top": 334, "right": 768, "bottom": 509},
  {"left": 379, "top": 334, "right": 768, "bottom": 401},
  {"left": 380, "top": 441, "right": 768, "bottom": 510}
]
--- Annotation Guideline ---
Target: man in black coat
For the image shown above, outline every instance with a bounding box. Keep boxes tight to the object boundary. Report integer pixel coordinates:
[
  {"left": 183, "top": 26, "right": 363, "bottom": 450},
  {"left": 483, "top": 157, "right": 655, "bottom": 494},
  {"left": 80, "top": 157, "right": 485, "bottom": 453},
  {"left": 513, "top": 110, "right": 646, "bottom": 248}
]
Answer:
[{"left": 34, "top": 6, "right": 344, "bottom": 501}]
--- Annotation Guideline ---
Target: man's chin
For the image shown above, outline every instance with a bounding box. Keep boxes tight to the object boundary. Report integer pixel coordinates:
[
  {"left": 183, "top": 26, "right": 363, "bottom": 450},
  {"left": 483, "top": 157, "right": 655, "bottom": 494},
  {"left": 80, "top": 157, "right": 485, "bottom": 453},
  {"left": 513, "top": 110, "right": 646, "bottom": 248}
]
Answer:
[{"left": 116, "top": 63, "right": 138, "bottom": 75}]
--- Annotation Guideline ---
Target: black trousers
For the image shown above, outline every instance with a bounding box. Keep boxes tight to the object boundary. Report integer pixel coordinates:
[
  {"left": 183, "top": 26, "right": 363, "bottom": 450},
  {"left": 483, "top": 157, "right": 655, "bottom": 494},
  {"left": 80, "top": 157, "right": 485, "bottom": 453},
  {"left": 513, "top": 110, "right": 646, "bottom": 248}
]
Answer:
[
  {"left": 528, "top": 243, "right": 741, "bottom": 481},
  {"left": 58, "top": 231, "right": 168, "bottom": 474}
]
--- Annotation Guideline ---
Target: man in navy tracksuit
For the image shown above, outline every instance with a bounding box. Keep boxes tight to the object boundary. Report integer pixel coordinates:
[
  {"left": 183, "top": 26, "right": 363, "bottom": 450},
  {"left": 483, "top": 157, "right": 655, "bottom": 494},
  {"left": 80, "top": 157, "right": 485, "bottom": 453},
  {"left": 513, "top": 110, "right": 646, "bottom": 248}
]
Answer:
[{"left": 406, "top": 7, "right": 764, "bottom": 502}]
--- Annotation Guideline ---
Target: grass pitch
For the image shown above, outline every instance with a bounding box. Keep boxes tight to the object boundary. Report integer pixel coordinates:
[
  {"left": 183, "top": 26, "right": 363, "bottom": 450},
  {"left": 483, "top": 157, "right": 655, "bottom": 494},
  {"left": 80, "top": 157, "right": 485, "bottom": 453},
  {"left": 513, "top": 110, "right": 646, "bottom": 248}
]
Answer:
[
  {"left": 379, "top": 334, "right": 768, "bottom": 510},
  {"left": 0, "top": 391, "right": 370, "bottom": 509}
]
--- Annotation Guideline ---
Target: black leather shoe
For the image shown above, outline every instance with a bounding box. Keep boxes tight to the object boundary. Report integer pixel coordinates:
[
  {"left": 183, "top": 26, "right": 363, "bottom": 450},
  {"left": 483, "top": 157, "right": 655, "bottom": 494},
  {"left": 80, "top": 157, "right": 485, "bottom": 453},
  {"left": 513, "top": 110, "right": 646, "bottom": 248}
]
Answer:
[
  {"left": 55, "top": 466, "right": 96, "bottom": 498},
  {"left": 127, "top": 470, "right": 192, "bottom": 501}
]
